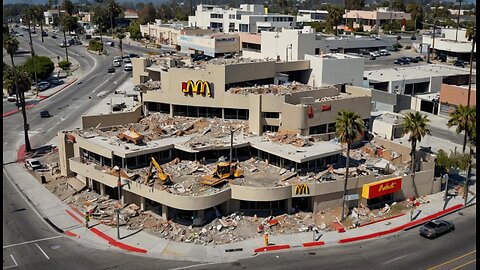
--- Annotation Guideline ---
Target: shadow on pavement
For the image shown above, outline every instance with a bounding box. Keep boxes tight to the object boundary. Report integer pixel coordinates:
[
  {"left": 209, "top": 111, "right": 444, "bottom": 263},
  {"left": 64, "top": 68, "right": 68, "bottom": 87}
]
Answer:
[{"left": 120, "top": 228, "right": 143, "bottom": 240}]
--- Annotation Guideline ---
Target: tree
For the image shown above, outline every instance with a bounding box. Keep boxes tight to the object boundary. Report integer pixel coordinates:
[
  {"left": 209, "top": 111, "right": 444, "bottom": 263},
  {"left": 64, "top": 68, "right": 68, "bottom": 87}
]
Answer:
[
  {"left": 58, "top": 60, "right": 72, "bottom": 70},
  {"left": 128, "top": 21, "right": 142, "bottom": 40},
  {"left": 326, "top": 6, "right": 344, "bottom": 36},
  {"left": 3, "top": 64, "right": 31, "bottom": 96},
  {"left": 92, "top": 6, "right": 109, "bottom": 44},
  {"left": 406, "top": 0, "right": 424, "bottom": 30},
  {"left": 138, "top": 2, "right": 157, "bottom": 24},
  {"left": 115, "top": 31, "right": 126, "bottom": 58},
  {"left": 447, "top": 105, "right": 476, "bottom": 153},
  {"left": 345, "top": 0, "right": 365, "bottom": 11},
  {"left": 62, "top": 0, "right": 75, "bottom": 16},
  {"left": 63, "top": 16, "right": 80, "bottom": 34},
  {"left": 33, "top": 6, "right": 46, "bottom": 42},
  {"left": 335, "top": 110, "right": 366, "bottom": 220},
  {"left": 22, "top": 56, "right": 55, "bottom": 80},
  {"left": 3, "top": 35, "right": 32, "bottom": 152},
  {"left": 402, "top": 111, "right": 430, "bottom": 196},
  {"left": 106, "top": 0, "right": 123, "bottom": 34},
  {"left": 392, "top": 0, "right": 406, "bottom": 12}
]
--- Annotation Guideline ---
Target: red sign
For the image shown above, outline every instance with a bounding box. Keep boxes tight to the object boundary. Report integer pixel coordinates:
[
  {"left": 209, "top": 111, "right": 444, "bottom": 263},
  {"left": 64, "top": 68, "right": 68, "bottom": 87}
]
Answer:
[
  {"left": 321, "top": 104, "right": 331, "bottom": 111},
  {"left": 307, "top": 105, "right": 314, "bottom": 118},
  {"left": 362, "top": 177, "right": 402, "bottom": 199}
]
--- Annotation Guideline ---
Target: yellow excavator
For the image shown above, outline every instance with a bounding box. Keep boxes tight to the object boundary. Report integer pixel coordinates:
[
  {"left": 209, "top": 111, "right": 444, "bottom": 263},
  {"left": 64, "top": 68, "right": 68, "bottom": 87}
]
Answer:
[
  {"left": 199, "top": 161, "right": 243, "bottom": 186},
  {"left": 144, "top": 157, "right": 173, "bottom": 185}
]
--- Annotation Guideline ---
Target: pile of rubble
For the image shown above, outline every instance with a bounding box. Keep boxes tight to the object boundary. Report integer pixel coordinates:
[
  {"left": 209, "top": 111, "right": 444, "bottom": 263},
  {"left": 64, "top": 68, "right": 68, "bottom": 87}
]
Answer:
[
  {"left": 226, "top": 82, "right": 317, "bottom": 96},
  {"left": 265, "top": 130, "right": 315, "bottom": 148}
]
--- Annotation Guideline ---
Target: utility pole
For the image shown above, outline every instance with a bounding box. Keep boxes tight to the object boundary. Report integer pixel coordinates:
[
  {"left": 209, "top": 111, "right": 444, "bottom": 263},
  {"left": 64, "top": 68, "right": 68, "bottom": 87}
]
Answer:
[
  {"left": 455, "top": 0, "right": 462, "bottom": 42},
  {"left": 114, "top": 166, "right": 122, "bottom": 239},
  {"left": 423, "top": 20, "right": 437, "bottom": 62}
]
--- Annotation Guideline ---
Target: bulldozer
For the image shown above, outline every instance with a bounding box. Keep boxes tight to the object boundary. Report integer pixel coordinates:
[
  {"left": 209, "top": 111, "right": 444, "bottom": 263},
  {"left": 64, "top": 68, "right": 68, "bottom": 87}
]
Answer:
[
  {"left": 199, "top": 161, "right": 243, "bottom": 186},
  {"left": 144, "top": 157, "right": 173, "bottom": 186}
]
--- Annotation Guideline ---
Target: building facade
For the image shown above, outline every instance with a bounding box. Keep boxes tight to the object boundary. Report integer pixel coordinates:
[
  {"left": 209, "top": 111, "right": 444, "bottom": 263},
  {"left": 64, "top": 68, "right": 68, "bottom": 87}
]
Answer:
[
  {"left": 139, "top": 23, "right": 215, "bottom": 46},
  {"left": 177, "top": 34, "right": 241, "bottom": 57},
  {"left": 296, "top": 10, "right": 329, "bottom": 23},
  {"left": 344, "top": 8, "right": 411, "bottom": 32},
  {"left": 188, "top": 4, "right": 296, "bottom": 33}
]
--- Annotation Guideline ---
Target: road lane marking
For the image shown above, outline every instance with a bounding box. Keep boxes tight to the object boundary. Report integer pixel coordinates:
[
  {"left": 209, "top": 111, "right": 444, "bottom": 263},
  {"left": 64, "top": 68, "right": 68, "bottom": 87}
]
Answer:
[
  {"left": 169, "top": 262, "right": 220, "bottom": 270},
  {"left": 427, "top": 250, "right": 476, "bottom": 270},
  {"left": 3, "top": 254, "right": 19, "bottom": 269},
  {"left": 34, "top": 243, "right": 50, "bottom": 260},
  {"left": 450, "top": 259, "right": 476, "bottom": 270},
  {"left": 3, "top": 236, "right": 63, "bottom": 249},
  {"left": 383, "top": 255, "right": 407, "bottom": 264}
]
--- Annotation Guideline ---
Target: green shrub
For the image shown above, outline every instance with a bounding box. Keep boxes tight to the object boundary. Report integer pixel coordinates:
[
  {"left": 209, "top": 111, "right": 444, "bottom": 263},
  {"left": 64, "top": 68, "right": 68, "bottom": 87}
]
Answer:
[
  {"left": 88, "top": 39, "right": 103, "bottom": 52},
  {"left": 22, "top": 56, "right": 55, "bottom": 80},
  {"left": 58, "top": 60, "right": 72, "bottom": 70}
]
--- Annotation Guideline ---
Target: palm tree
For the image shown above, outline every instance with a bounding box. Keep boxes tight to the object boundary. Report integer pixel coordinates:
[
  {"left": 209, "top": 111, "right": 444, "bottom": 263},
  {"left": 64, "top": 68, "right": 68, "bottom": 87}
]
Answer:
[
  {"left": 447, "top": 105, "right": 476, "bottom": 153},
  {"left": 327, "top": 6, "right": 344, "bottom": 36},
  {"left": 335, "top": 110, "right": 366, "bottom": 220},
  {"left": 22, "top": 8, "right": 40, "bottom": 96},
  {"left": 3, "top": 35, "right": 32, "bottom": 152},
  {"left": 92, "top": 7, "right": 108, "bottom": 45},
  {"left": 106, "top": 0, "right": 123, "bottom": 34},
  {"left": 402, "top": 111, "right": 430, "bottom": 196},
  {"left": 116, "top": 31, "right": 126, "bottom": 58},
  {"left": 33, "top": 6, "right": 46, "bottom": 42}
]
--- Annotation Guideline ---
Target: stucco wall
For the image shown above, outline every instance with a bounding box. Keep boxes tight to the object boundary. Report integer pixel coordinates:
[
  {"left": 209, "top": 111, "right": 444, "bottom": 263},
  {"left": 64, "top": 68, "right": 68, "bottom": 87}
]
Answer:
[
  {"left": 440, "top": 83, "right": 476, "bottom": 106},
  {"left": 82, "top": 105, "right": 143, "bottom": 129}
]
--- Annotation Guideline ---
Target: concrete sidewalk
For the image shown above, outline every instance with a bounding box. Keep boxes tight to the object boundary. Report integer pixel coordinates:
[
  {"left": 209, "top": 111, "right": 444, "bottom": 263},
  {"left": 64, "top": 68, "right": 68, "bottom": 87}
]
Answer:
[{"left": 4, "top": 160, "right": 476, "bottom": 263}]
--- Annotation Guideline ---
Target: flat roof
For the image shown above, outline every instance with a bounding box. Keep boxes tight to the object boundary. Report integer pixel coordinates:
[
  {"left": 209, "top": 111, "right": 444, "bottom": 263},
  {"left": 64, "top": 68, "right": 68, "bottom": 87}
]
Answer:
[
  {"left": 248, "top": 136, "right": 342, "bottom": 163},
  {"left": 84, "top": 80, "right": 140, "bottom": 116},
  {"left": 374, "top": 112, "right": 404, "bottom": 126},
  {"left": 365, "top": 64, "right": 474, "bottom": 82}
]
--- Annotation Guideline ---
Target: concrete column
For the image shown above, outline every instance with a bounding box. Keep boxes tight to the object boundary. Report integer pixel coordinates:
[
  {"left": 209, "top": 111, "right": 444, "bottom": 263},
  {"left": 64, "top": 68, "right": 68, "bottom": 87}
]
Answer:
[
  {"left": 99, "top": 183, "right": 106, "bottom": 196},
  {"left": 161, "top": 204, "right": 168, "bottom": 220},
  {"left": 287, "top": 198, "right": 293, "bottom": 214},
  {"left": 140, "top": 197, "right": 146, "bottom": 211}
]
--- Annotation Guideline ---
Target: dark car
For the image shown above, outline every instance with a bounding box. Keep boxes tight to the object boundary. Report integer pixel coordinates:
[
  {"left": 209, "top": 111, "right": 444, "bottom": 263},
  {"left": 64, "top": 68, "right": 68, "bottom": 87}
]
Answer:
[
  {"left": 128, "top": 53, "right": 139, "bottom": 58},
  {"left": 394, "top": 59, "right": 409, "bottom": 65},
  {"left": 436, "top": 54, "right": 447, "bottom": 62},
  {"left": 41, "top": 31, "right": 48, "bottom": 36},
  {"left": 411, "top": 35, "right": 417, "bottom": 40},
  {"left": 414, "top": 56, "right": 424, "bottom": 62},
  {"left": 40, "top": 110, "right": 51, "bottom": 118},
  {"left": 405, "top": 56, "right": 418, "bottom": 63},
  {"left": 419, "top": 219, "right": 455, "bottom": 239},
  {"left": 108, "top": 66, "right": 115, "bottom": 73},
  {"left": 397, "top": 35, "right": 402, "bottom": 40},
  {"left": 454, "top": 60, "right": 465, "bottom": 68},
  {"left": 49, "top": 79, "right": 64, "bottom": 85},
  {"left": 369, "top": 55, "right": 376, "bottom": 60}
]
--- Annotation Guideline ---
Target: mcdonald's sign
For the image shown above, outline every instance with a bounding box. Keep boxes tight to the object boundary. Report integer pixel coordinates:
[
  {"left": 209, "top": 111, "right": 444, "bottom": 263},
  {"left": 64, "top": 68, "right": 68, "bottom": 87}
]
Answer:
[
  {"left": 362, "top": 177, "right": 402, "bottom": 199},
  {"left": 295, "top": 184, "right": 310, "bottom": 195},
  {"left": 182, "top": 80, "right": 213, "bottom": 97}
]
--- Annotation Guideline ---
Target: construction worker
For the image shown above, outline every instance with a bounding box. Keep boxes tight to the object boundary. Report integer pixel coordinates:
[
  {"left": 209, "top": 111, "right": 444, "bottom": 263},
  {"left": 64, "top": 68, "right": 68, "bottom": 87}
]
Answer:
[{"left": 85, "top": 212, "right": 90, "bottom": 228}]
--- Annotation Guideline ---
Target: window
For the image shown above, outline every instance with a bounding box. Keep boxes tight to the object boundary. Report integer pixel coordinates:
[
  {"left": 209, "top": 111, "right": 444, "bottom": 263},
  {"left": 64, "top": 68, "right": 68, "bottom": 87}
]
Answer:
[
  {"left": 229, "top": 14, "right": 235, "bottom": 19},
  {"left": 327, "top": 123, "right": 336, "bottom": 133},
  {"left": 210, "top": 13, "right": 223, "bottom": 19},
  {"left": 263, "top": 112, "right": 280, "bottom": 119},
  {"left": 236, "top": 14, "right": 241, "bottom": 20},
  {"left": 263, "top": 125, "right": 279, "bottom": 132},
  {"left": 309, "top": 124, "right": 327, "bottom": 134},
  {"left": 315, "top": 48, "right": 320, "bottom": 55},
  {"left": 239, "top": 24, "right": 249, "bottom": 32}
]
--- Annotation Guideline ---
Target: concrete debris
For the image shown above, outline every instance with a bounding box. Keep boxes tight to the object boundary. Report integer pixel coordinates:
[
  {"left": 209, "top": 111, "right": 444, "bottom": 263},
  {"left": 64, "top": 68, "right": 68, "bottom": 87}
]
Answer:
[{"left": 226, "top": 82, "right": 318, "bottom": 96}]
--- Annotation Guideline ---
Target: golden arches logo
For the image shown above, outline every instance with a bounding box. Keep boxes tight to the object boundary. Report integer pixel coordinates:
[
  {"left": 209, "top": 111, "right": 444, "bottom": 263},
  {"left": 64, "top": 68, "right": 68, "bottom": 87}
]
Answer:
[
  {"left": 295, "top": 184, "right": 310, "bottom": 195},
  {"left": 182, "top": 80, "right": 212, "bottom": 97}
]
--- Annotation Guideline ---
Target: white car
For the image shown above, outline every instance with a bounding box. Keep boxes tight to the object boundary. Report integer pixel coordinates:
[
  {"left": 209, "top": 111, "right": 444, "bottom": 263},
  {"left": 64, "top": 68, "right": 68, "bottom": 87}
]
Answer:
[
  {"left": 370, "top": 51, "right": 381, "bottom": 57},
  {"left": 123, "top": 57, "right": 131, "bottom": 63},
  {"left": 25, "top": 158, "right": 42, "bottom": 170},
  {"left": 113, "top": 56, "right": 123, "bottom": 62},
  {"left": 124, "top": 64, "right": 133, "bottom": 71},
  {"left": 379, "top": 49, "right": 390, "bottom": 56},
  {"left": 7, "top": 96, "right": 16, "bottom": 102},
  {"left": 113, "top": 60, "right": 121, "bottom": 67}
]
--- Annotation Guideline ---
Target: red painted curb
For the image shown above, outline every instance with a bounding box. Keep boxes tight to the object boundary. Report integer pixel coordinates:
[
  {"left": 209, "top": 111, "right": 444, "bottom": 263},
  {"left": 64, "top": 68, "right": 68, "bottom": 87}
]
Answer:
[
  {"left": 65, "top": 209, "right": 84, "bottom": 224},
  {"left": 338, "top": 204, "right": 464, "bottom": 244},
  {"left": 302, "top": 241, "right": 326, "bottom": 248},
  {"left": 90, "top": 228, "right": 147, "bottom": 253},
  {"left": 16, "top": 144, "right": 26, "bottom": 163},
  {"left": 38, "top": 78, "right": 78, "bottom": 100},
  {"left": 64, "top": 231, "right": 79, "bottom": 238},
  {"left": 359, "top": 213, "right": 406, "bottom": 227},
  {"left": 254, "top": 245, "right": 291, "bottom": 253},
  {"left": 4, "top": 104, "right": 35, "bottom": 118}
]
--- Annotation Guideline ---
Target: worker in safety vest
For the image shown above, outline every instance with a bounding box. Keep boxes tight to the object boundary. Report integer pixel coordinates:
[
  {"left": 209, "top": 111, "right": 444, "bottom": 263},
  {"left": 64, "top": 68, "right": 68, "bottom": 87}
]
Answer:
[{"left": 85, "top": 212, "right": 90, "bottom": 228}]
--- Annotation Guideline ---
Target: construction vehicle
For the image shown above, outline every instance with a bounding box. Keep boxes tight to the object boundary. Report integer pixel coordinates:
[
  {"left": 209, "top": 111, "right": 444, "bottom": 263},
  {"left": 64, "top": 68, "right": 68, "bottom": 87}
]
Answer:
[
  {"left": 199, "top": 161, "right": 243, "bottom": 186},
  {"left": 144, "top": 157, "right": 173, "bottom": 185}
]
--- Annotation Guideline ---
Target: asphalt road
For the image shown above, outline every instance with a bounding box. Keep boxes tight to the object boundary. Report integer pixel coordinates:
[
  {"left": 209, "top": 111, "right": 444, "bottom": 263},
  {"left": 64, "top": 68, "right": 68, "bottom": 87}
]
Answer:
[
  {"left": 188, "top": 205, "right": 476, "bottom": 270},
  {"left": 2, "top": 171, "right": 194, "bottom": 270}
]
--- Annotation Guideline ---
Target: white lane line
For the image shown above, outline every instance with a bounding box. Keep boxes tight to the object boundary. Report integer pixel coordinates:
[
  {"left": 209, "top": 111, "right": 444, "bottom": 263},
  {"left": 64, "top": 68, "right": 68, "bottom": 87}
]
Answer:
[
  {"left": 169, "top": 262, "right": 221, "bottom": 270},
  {"left": 92, "top": 78, "right": 112, "bottom": 93},
  {"left": 3, "top": 254, "right": 19, "bottom": 269},
  {"left": 34, "top": 243, "right": 50, "bottom": 260},
  {"left": 383, "top": 255, "right": 407, "bottom": 264},
  {"left": 3, "top": 236, "right": 63, "bottom": 249}
]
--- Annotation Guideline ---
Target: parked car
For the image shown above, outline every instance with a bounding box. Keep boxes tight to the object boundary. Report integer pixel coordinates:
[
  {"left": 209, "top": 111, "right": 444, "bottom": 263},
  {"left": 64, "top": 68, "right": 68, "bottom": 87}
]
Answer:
[
  {"left": 40, "top": 109, "right": 51, "bottom": 118},
  {"left": 49, "top": 79, "right": 64, "bottom": 85},
  {"left": 128, "top": 53, "right": 139, "bottom": 58},
  {"left": 123, "top": 57, "right": 131, "bottom": 63},
  {"left": 41, "top": 31, "right": 48, "bottom": 37},
  {"left": 419, "top": 219, "right": 455, "bottom": 239},
  {"left": 37, "top": 81, "right": 51, "bottom": 91},
  {"left": 7, "top": 96, "right": 16, "bottom": 102},
  {"left": 25, "top": 158, "right": 42, "bottom": 170},
  {"left": 453, "top": 60, "right": 465, "bottom": 68},
  {"left": 394, "top": 59, "right": 409, "bottom": 65},
  {"left": 414, "top": 56, "right": 424, "bottom": 62},
  {"left": 411, "top": 35, "right": 417, "bottom": 40},
  {"left": 405, "top": 57, "right": 418, "bottom": 63},
  {"left": 113, "top": 56, "right": 123, "bottom": 62},
  {"left": 108, "top": 66, "right": 115, "bottom": 73},
  {"left": 113, "top": 60, "right": 121, "bottom": 67},
  {"left": 106, "top": 41, "right": 115, "bottom": 47},
  {"left": 436, "top": 54, "right": 447, "bottom": 62},
  {"left": 379, "top": 49, "right": 390, "bottom": 56},
  {"left": 124, "top": 63, "right": 133, "bottom": 71}
]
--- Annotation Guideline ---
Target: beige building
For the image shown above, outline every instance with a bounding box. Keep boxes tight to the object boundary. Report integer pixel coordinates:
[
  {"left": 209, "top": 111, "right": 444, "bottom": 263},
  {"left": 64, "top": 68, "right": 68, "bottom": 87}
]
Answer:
[
  {"left": 344, "top": 8, "right": 411, "bottom": 32},
  {"left": 132, "top": 57, "right": 372, "bottom": 135},
  {"left": 177, "top": 33, "right": 241, "bottom": 57},
  {"left": 139, "top": 23, "right": 215, "bottom": 46}
]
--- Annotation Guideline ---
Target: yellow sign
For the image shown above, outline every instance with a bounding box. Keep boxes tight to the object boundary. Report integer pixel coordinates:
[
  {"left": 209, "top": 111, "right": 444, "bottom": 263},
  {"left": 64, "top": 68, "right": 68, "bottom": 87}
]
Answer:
[
  {"left": 295, "top": 184, "right": 310, "bottom": 195},
  {"left": 361, "top": 177, "right": 402, "bottom": 199},
  {"left": 182, "top": 80, "right": 212, "bottom": 97}
]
